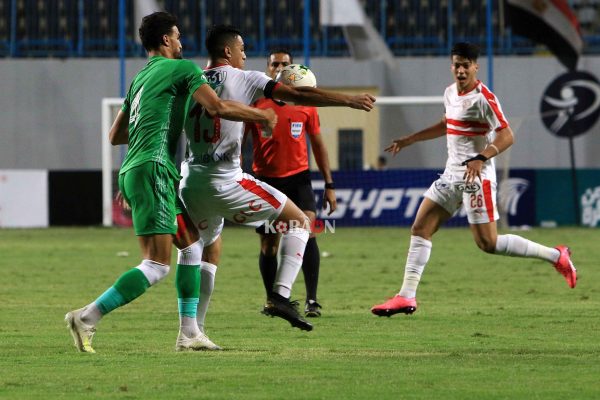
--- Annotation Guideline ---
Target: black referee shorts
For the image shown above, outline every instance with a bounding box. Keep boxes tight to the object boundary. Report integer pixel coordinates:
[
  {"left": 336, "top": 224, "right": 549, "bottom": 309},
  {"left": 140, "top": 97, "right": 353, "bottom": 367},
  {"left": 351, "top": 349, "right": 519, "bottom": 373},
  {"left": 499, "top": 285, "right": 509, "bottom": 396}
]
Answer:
[{"left": 255, "top": 169, "right": 317, "bottom": 234}]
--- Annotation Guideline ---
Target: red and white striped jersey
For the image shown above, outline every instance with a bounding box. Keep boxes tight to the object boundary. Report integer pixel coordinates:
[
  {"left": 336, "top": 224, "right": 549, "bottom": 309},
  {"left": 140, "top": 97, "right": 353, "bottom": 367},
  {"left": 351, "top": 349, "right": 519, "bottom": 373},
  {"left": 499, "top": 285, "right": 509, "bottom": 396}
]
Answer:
[
  {"left": 182, "top": 65, "right": 273, "bottom": 182},
  {"left": 443, "top": 80, "right": 509, "bottom": 179}
]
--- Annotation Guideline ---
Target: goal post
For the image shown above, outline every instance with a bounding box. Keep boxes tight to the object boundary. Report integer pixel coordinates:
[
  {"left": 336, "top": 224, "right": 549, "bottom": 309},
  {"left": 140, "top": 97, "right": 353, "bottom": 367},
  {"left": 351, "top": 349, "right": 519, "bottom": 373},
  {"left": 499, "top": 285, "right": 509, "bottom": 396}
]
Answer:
[
  {"left": 375, "top": 96, "right": 444, "bottom": 105},
  {"left": 101, "top": 97, "right": 124, "bottom": 227}
]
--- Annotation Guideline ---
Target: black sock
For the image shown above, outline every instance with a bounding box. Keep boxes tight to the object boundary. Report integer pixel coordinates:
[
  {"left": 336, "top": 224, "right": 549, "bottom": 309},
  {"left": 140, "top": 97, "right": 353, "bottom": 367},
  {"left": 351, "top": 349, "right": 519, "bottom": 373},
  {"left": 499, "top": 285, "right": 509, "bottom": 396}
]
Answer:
[
  {"left": 259, "top": 252, "right": 278, "bottom": 297},
  {"left": 302, "top": 238, "right": 320, "bottom": 302}
]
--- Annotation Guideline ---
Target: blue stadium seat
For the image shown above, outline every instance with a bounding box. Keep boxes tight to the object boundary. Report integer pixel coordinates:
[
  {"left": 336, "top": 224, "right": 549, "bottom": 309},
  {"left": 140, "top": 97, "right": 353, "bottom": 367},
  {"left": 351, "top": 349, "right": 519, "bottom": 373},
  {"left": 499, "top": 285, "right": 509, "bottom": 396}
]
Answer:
[{"left": 1, "top": 0, "right": 599, "bottom": 58}]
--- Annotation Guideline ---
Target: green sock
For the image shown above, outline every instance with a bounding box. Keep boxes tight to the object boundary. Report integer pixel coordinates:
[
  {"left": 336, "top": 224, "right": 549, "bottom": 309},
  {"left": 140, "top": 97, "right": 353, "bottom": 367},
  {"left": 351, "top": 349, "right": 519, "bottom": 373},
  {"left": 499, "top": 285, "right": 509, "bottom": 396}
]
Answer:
[
  {"left": 95, "top": 268, "right": 150, "bottom": 315},
  {"left": 176, "top": 264, "right": 200, "bottom": 318}
]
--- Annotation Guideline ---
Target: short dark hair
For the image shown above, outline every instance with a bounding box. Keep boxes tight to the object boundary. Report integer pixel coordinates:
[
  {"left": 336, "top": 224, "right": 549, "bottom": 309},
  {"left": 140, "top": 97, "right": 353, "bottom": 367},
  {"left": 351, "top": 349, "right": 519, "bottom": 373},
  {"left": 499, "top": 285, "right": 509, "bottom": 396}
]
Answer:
[
  {"left": 138, "top": 11, "right": 177, "bottom": 52},
  {"left": 206, "top": 25, "right": 242, "bottom": 57},
  {"left": 268, "top": 48, "right": 293, "bottom": 63},
  {"left": 451, "top": 42, "right": 479, "bottom": 61}
]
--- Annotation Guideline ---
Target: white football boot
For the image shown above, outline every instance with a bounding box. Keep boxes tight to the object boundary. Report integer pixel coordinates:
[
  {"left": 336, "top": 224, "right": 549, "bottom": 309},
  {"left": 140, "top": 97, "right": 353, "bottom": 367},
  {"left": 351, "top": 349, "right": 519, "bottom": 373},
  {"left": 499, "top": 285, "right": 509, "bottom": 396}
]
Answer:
[
  {"left": 65, "top": 307, "right": 96, "bottom": 353},
  {"left": 175, "top": 331, "right": 222, "bottom": 351}
]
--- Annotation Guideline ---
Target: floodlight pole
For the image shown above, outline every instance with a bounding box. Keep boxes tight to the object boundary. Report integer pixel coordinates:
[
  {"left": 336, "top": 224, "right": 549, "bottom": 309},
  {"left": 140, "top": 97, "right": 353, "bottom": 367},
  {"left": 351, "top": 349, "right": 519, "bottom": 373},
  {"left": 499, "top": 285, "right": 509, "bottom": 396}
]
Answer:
[
  {"left": 118, "top": 0, "right": 126, "bottom": 98},
  {"left": 118, "top": 0, "right": 127, "bottom": 168},
  {"left": 486, "top": 0, "right": 494, "bottom": 91},
  {"left": 567, "top": 116, "right": 580, "bottom": 225},
  {"left": 9, "top": 0, "right": 16, "bottom": 56},
  {"left": 303, "top": 0, "right": 311, "bottom": 67}
]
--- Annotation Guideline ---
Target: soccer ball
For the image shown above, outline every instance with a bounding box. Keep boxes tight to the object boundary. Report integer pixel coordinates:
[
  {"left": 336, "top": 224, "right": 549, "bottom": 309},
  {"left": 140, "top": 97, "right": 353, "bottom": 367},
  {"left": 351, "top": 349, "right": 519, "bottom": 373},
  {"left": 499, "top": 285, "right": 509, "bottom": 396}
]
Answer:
[{"left": 276, "top": 64, "right": 317, "bottom": 88}]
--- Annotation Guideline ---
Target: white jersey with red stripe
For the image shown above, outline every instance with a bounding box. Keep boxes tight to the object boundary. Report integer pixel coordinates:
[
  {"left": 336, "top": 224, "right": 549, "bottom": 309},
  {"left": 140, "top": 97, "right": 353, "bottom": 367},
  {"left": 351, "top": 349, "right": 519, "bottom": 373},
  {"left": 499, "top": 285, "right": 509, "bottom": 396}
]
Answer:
[
  {"left": 422, "top": 81, "right": 509, "bottom": 224},
  {"left": 178, "top": 65, "right": 288, "bottom": 241},
  {"left": 443, "top": 80, "right": 509, "bottom": 182},
  {"left": 181, "top": 65, "right": 272, "bottom": 183}
]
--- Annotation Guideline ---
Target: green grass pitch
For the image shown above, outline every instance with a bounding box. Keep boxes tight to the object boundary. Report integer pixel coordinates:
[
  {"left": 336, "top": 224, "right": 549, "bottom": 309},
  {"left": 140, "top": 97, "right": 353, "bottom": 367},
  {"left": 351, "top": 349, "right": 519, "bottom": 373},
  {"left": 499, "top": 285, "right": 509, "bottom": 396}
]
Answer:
[{"left": 0, "top": 227, "right": 598, "bottom": 399}]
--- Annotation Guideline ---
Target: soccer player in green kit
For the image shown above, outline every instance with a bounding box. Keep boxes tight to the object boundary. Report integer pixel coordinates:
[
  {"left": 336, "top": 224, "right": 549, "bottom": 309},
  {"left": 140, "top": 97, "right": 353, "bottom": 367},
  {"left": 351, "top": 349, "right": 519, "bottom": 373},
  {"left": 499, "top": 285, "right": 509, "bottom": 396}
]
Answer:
[{"left": 65, "top": 12, "right": 276, "bottom": 353}]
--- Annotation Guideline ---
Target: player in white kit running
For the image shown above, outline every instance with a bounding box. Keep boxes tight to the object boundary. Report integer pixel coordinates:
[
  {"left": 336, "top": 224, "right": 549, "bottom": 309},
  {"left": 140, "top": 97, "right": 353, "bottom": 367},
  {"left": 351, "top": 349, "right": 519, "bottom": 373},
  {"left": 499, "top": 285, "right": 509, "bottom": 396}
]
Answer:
[
  {"left": 175, "top": 25, "right": 375, "bottom": 336},
  {"left": 371, "top": 42, "right": 577, "bottom": 317}
]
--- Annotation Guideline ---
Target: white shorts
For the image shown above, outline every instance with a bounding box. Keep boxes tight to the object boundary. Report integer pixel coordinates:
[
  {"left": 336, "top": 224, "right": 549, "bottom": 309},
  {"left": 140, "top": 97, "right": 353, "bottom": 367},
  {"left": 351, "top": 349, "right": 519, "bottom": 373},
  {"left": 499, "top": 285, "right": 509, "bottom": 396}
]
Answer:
[
  {"left": 424, "top": 173, "right": 499, "bottom": 224},
  {"left": 179, "top": 172, "right": 288, "bottom": 247}
]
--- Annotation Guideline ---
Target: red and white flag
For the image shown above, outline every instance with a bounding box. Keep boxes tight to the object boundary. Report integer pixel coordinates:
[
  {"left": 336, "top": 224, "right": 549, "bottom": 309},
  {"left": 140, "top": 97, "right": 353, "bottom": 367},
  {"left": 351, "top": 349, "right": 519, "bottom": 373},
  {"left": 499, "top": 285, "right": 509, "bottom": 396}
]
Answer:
[{"left": 506, "top": 0, "right": 583, "bottom": 70}]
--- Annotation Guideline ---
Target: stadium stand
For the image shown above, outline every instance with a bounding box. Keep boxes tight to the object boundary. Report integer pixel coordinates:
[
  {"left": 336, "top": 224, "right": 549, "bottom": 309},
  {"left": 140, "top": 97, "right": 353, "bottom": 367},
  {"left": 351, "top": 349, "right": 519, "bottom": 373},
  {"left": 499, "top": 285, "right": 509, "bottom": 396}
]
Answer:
[{"left": 0, "top": 0, "right": 598, "bottom": 58}]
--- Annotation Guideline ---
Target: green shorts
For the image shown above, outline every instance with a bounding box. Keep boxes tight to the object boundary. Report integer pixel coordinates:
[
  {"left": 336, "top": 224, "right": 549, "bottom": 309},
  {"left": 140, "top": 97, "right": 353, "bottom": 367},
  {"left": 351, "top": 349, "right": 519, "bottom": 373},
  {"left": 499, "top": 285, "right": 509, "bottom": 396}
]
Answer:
[{"left": 118, "top": 162, "right": 179, "bottom": 236}]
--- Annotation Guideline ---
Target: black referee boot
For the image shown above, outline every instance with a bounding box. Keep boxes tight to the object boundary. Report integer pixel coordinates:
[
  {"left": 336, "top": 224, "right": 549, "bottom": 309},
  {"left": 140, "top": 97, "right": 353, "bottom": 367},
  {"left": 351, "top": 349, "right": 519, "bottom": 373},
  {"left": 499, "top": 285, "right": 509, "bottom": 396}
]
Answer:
[{"left": 304, "top": 300, "right": 322, "bottom": 318}]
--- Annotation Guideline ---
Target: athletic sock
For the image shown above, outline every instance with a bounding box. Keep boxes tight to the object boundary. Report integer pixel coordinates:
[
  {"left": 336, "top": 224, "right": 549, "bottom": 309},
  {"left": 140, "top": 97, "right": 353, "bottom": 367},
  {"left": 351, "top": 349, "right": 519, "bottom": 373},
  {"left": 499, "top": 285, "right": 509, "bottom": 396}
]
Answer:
[
  {"left": 301, "top": 237, "right": 320, "bottom": 302},
  {"left": 398, "top": 235, "right": 432, "bottom": 299},
  {"left": 259, "top": 252, "right": 278, "bottom": 297},
  {"left": 273, "top": 227, "right": 309, "bottom": 298},
  {"left": 176, "top": 264, "right": 200, "bottom": 337},
  {"left": 197, "top": 262, "right": 217, "bottom": 333},
  {"left": 176, "top": 241, "right": 202, "bottom": 337},
  {"left": 495, "top": 234, "right": 560, "bottom": 263},
  {"left": 82, "top": 259, "right": 170, "bottom": 324},
  {"left": 80, "top": 302, "right": 103, "bottom": 326}
]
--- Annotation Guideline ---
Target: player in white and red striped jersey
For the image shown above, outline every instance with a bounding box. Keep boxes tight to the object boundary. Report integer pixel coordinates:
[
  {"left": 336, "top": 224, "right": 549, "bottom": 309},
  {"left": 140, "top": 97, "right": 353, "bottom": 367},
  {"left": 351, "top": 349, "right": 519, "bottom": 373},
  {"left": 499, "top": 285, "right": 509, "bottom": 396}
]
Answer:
[
  {"left": 176, "top": 25, "right": 375, "bottom": 337},
  {"left": 371, "top": 42, "right": 577, "bottom": 317}
]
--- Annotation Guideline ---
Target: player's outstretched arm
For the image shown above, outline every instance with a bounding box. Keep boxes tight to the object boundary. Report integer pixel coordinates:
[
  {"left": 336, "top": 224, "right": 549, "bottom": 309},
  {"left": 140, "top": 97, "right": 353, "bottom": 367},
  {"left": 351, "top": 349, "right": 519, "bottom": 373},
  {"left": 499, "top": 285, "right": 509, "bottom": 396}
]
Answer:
[
  {"left": 386, "top": 117, "right": 447, "bottom": 156},
  {"left": 272, "top": 85, "right": 375, "bottom": 111},
  {"left": 192, "top": 84, "right": 277, "bottom": 129},
  {"left": 108, "top": 109, "right": 130, "bottom": 145}
]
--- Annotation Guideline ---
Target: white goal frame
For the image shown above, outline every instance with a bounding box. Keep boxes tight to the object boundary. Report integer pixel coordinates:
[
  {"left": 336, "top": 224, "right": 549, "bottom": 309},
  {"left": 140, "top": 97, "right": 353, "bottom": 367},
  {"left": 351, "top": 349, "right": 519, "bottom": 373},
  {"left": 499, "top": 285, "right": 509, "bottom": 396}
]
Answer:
[
  {"left": 101, "top": 97, "right": 124, "bottom": 226},
  {"left": 100, "top": 95, "right": 445, "bottom": 227}
]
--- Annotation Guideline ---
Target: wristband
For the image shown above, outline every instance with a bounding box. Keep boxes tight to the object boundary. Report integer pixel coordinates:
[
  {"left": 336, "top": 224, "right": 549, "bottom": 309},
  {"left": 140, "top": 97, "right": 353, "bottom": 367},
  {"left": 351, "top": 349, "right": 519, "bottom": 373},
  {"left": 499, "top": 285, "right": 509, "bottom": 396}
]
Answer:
[
  {"left": 461, "top": 154, "right": 488, "bottom": 166},
  {"left": 324, "top": 182, "right": 335, "bottom": 190}
]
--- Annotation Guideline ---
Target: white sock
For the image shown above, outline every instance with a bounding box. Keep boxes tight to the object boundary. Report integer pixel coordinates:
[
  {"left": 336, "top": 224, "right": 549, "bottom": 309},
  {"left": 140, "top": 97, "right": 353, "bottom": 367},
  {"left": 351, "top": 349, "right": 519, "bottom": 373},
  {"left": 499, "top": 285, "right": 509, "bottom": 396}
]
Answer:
[
  {"left": 495, "top": 234, "right": 559, "bottom": 263},
  {"left": 398, "top": 235, "right": 432, "bottom": 299},
  {"left": 197, "top": 262, "right": 217, "bottom": 333},
  {"left": 80, "top": 303, "right": 103, "bottom": 325},
  {"left": 180, "top": 316, "right": 200, "bottom": 337},
  {"left": 274, "top": 227, "right": 309, "bottom": 298},
  {"left": 177, "top": 241, "right": 203, "bottom": 265},
  {"left": 136, "top": 259, "right": 170, "bottom": 285}
]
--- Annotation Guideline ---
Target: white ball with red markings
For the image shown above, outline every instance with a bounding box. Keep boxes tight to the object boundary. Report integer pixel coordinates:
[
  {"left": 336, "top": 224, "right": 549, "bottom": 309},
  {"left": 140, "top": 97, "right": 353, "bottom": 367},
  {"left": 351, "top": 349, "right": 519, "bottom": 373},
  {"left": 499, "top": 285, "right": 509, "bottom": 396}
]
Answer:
[{"left": 276, "top": 64, "right": 317, "bottom": 88}]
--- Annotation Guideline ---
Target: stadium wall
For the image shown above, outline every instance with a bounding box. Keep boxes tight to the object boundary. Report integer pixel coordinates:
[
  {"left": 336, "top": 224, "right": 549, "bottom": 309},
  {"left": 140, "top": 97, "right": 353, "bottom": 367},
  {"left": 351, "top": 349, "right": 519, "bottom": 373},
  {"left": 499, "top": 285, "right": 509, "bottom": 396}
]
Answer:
[{"left": 1, "top": 56, "right": 599, "bottom": 171}]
